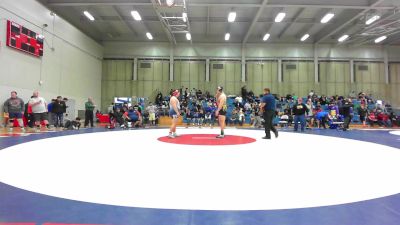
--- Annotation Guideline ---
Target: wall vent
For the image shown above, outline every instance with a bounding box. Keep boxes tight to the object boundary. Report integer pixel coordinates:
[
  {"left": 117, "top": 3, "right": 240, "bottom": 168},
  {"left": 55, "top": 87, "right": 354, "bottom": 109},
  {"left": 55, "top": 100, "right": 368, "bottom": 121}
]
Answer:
[
  {"left": 358, "top": 65, "right": 368, "bottom": 71},
  {"left": 213, "top": 64, "right": 224, "bottom": 69},
  {"left": 140, "top": 62, "right": 152, "bottom": 68},
  {"left": 286, "top": 64, "right": 297, "bottom": 70}
]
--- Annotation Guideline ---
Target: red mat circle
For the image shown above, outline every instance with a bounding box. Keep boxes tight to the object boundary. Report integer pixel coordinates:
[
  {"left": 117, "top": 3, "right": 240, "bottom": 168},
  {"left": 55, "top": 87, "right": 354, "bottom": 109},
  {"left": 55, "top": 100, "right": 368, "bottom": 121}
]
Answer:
[{"left": 158, "top": 134, "right": 256, "bottom": 145}]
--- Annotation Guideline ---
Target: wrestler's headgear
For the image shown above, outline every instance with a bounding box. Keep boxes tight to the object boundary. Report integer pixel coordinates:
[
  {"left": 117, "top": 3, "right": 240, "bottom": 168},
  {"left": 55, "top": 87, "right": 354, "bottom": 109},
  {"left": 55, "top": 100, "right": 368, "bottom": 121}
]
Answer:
[{"left": 172, "top": 89, "right": 180, "bottom": 96}]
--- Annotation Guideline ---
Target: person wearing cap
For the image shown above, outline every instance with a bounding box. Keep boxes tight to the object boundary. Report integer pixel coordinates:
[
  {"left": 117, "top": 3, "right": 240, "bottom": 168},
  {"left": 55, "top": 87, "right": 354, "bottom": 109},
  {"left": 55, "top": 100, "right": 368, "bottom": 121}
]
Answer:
[
  {"left": 215, "top": 86, "right": 227, "bottom": 138},
  {"left": 168, "top": 89, "right": 181, "bottom": 138}
]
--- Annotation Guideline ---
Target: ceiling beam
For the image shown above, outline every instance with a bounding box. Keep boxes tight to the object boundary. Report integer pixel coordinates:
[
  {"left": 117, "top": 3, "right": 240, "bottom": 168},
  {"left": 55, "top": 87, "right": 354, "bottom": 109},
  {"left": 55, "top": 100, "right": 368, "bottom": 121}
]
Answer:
[
  {"left": 242, "top": 0, "right": 269, "bottom": 44},
  {"left": 150, "top": 0, "right": 175, "bottom": 44},
  {"left": 185, "top": 0, "right": 193, "bottom": 44},
  {"left": 278, "top": 8, "right": 304, "bottom": 39},
  {"left": 355, "top": 29, "right": 400, "bottom": 46},
  {"left": 315, "top": 0, "right": 386, "bottom": 44},
  {"left": 292, "top": 8, "right": 330, "bottom": 42},
  {"left": 386, "top": 34, "right": 400, "bottom": 45},
  {"left": 46, "top": 1, "right": 395, "bottom": 10},
  {"left": 206, "top": 6, "right": 210, "bottom": 36},
  {"left": 88, "top": 17, "right": 338, "bottom": 25},
  {"left": 112, "top": 6, "right": 137, "bottom": 36},
  {"left": 345, "top": 8, "right": 400, "bottom": 45}
]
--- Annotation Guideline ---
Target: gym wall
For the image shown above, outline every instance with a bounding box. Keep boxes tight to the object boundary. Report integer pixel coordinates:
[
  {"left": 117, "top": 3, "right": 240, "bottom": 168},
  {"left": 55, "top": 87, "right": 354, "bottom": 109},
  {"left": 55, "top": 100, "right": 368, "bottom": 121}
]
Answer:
[
  {"left": 0, "top": 0, "right": 103, "bottom": 119},
  {"left": 102, "top": 59, "right": 400, "bottom": 111}
]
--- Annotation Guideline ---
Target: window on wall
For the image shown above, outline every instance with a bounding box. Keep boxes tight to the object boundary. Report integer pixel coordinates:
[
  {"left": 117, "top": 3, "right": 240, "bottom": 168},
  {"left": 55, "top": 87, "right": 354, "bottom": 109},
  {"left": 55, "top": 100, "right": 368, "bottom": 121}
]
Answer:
[
  {"left": 140, "top": 62, "right": 152, "bottom": 68},
  {"left": 358, "top": 65, "right": 369, "bottom": 71},
  {"left": 286, "top": 64, "right": 297, "bottom": 70},
  {"left": 213, "top": 64, "right": 224, "bottom": 69}
]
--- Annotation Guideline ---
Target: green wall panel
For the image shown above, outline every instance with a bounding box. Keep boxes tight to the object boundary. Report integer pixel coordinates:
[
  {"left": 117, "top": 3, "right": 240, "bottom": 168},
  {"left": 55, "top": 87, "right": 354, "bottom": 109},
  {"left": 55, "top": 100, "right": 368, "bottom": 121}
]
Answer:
[{"left": 102, "top": 60, "right": 397, "bottom": 112}]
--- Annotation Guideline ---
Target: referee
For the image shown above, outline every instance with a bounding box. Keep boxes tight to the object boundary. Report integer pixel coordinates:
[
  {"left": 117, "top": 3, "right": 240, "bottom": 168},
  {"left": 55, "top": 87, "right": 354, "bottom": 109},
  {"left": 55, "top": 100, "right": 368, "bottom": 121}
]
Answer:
[{"left": 260, "top": 88, "right": 278, "bottom": 139}]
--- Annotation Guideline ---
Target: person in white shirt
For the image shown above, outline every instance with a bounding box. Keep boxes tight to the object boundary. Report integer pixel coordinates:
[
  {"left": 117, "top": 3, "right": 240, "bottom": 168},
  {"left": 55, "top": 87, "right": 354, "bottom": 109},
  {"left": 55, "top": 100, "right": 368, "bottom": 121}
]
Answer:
[
  {"left": 28, "top": 90, "right": 49, "bottom": 131},
  {"left": 238, "top": 108, "right": 245, "bottom": 126},
  {"left": 146, "top": 102, "right": 157, "bottom": 126},
  {"left": 235, "top": 96, "right": 243, "bottom": 104},
  {"left": 244, "top": 102, "right": 251, "bottom": 111},
  {"left": 306, "top": 99, "right": 314, "bottom": 129}
]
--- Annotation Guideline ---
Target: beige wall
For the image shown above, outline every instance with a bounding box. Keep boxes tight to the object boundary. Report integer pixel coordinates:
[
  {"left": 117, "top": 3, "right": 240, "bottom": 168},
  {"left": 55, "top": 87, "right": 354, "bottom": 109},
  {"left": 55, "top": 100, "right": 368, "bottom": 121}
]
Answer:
[
  {"left": 246, "top": 61, "right": 278, "bottom": 96},
  {"left": 319, "top": 61, "right": 351, "bottom": 97},
  {"left": 173, "top": 60, "right": 206, "bottom": 93},
  {"left": 210, "top": 61, "right": 243, "bottom": 96},
  {"left": 282, "top": 61, "right": 315, "bottom": 98},
  {"left": 102, "top": 60, "right": 169, "bottom": 109},
  {"left": 388, "top": 63, "right": 400, "bottom": 107},
  {"left": 354, "top": 62, "right": 386, "bottom": 100}
]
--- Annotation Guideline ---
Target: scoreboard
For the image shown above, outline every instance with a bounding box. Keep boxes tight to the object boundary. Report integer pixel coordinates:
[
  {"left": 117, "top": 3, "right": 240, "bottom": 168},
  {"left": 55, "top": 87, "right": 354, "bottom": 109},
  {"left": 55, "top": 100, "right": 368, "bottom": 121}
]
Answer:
[{"left": 6, "top": 20, "right": 44, "bottom": 57}]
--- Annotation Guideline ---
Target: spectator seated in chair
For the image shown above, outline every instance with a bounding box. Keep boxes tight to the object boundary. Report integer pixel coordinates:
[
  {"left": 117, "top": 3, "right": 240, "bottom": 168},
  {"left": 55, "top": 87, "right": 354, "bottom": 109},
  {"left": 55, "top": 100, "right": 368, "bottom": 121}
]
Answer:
[
  {"left": 123, "top": 106, "right": 142, "bottom": 128},
  {"left": 367, "top": 110, "right": 378, "bottom": 127},
  {"left": 377, "top": 112, "right": 391, "bottom": 127}
]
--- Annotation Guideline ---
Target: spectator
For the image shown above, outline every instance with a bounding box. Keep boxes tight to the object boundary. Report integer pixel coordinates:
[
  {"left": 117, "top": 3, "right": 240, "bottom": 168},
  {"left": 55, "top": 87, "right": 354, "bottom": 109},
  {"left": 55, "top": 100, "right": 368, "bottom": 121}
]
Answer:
[
  {"left": 238, "top": 108, "right": 245, "bottom": 126},
  {"left": 64, "top": 117, "right": 81, "bottom": 130},
  {"left": 389, "top": 112, "right": 399, "bottom": 127},
  {"left": 52, "top": 96, "right": 67, "bottom": 128},
  {"left": 315, "top": 110, "right": 329, "bottom": 129},
  {"left": 341, "top": 98, "right": 354, "bottom": 131},
  {"left": 146, "top": 102, "right": 157, "bottom": 126},
  {"left": 306, "top": 99, "right": 314, "bottom": 129},
  {"left": 3, "top": 91, "right": 25, "bottom": 132},
  {"left": 28, "top": 90, "right": 49, "bottom": 132},
  {"left": 24, "top": 98, "right": 34, "bottom": 128},
  {"left": 84, "top": 97, "right": 96, "bottom": 128},
  {"left": 292, "top": 98, "right": 309, "bottom": 132},
  {"left": 123, "top": 106, "right": 142, "bottom": 128},
  {"left": 367, "top": 110, "right": 378, "bottom": 127},
  {"left": 358, "top": 104, "right": 368, "bottom": 127}
]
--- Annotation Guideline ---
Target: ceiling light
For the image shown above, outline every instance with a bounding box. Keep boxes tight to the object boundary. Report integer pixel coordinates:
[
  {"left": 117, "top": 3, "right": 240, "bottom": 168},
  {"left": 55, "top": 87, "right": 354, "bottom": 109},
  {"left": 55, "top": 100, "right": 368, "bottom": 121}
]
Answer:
[
  {"left": 182, "top": 12, "right": 187, "bottom": 22},
  {"left": 166, "top": 0, "right": 175, "bottom": 7},
  {"left": 301, "top": 34, "right": 310, "bottom": 41},
  {"left": 366, "top": 15, "right": 380, "bottom": 25},
  {"left": 83, "top": 11, "right": 95, "bottom": 21},
  {"left": 263, "top": 33, "right": 270, "bottom": 41},
  {"left": 321, "top": 13, "right": 334, "bottom": 23},
  {"left": 375, "top": 35, "right": 387, "bottom": 43},
  {"left": 228, "top": 12, "right": 236, "bottom": 22},
  {"left": 338, "top": 34, "right": 349, "bottom": 42},
  {"left": 131, "top": 11, "right": 141, "bottom": 21},
  {"left": 186, "top": 32, "right": 191, "bottom": 40},
  {"left": 275, "top": 12, "right": 286, "bottom": 22},
  {"left": 225, "top": 33, "right": 230, "bottom": 41},
  {"left": 146, "top": 32, "right": 153, "bottom": 40}
]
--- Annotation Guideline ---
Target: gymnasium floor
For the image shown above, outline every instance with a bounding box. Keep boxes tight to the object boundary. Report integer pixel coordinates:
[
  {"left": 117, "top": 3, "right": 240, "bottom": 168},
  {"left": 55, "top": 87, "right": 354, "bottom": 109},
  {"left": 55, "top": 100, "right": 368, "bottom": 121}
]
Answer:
[{"left": 0, "top": 127, "right": 399, "bottom": 225}]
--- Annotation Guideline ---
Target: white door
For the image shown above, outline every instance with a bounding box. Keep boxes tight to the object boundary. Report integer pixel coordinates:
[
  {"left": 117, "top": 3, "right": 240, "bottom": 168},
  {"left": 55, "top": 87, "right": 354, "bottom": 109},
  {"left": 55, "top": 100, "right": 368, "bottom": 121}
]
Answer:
[{"left": 65, "top": 99, "right": 76, "bottom": 121}]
